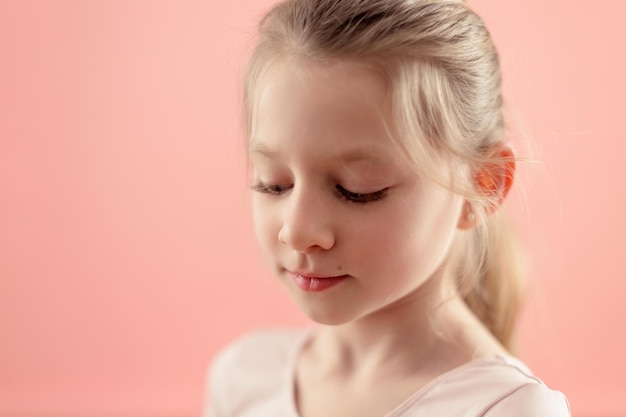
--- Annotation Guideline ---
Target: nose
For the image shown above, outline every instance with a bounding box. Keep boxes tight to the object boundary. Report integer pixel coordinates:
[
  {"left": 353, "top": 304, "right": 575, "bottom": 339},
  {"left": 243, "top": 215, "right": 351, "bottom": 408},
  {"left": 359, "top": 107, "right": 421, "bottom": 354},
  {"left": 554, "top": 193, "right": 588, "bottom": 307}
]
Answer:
[{"left": 277, "top": 187, "right": 335, "bottom": 252}]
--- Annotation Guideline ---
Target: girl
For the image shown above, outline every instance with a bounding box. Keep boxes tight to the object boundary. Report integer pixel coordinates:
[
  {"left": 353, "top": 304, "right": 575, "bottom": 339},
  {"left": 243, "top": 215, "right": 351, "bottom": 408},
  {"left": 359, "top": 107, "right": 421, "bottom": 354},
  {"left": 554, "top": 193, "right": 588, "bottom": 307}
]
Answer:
[{"left": 206, "top": 0, "right": 570, "bottom": 415}]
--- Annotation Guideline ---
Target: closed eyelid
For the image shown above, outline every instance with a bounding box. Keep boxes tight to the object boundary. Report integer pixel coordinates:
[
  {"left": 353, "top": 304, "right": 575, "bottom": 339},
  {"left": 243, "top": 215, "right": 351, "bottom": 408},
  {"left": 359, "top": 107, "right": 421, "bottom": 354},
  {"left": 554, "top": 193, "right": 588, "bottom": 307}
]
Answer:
[
  {"left": 336, "top": 184, "right": 389, "bottom": 203},
  {"left": 251, "top": 180, "right": 389, "bottom": 203},
  {"left": 251, "top": 182, "right": 292, "bottom": 194}
]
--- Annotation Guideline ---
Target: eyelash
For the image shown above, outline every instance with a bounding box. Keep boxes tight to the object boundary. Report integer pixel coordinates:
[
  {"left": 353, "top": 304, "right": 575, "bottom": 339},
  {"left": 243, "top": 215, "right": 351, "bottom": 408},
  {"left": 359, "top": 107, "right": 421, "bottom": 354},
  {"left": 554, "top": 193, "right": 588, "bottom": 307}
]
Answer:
[
  {"left": 251, "top": 183, "right": 388, "bottom": 204},
  {"left": 251, "top": 183, "right": 291, "bottom": 195},
  {"left": 335, "top": 185, "right": 388, "bottom": 204}
]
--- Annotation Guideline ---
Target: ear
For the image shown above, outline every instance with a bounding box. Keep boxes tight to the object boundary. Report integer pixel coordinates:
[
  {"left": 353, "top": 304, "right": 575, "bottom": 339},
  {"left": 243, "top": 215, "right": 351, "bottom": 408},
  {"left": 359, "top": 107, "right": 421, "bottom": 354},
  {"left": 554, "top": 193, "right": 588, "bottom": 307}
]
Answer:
[{"left": 458, "top": 145, "right": 516, "bottom": 230}]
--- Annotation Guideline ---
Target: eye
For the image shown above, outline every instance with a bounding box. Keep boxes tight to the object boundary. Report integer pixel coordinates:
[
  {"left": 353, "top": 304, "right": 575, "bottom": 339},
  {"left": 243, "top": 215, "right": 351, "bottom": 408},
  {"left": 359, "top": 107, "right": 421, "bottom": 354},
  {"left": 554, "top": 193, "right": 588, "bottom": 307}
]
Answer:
[
  {"left": 251, "top": 182, "right": 292, "bottom": 195},
  {"left": 336, "top": 185, "right": 389, "bottom": 204}
]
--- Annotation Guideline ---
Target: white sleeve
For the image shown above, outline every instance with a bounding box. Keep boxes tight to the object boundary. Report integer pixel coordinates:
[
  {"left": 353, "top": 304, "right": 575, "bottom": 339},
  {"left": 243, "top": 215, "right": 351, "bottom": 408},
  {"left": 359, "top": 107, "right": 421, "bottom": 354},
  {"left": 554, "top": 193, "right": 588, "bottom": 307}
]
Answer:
[
  {"left": 202, "top": 356, "right": 221, "bottom": 417},
  {"left": 202, "top": 344, "right": 235, "bottom": 417},
  {"left": 483, "top": 382, "right": 571, "bottom": 417},
  {"left": 202, "top": 329, "right": 305, "bottom": 417}
]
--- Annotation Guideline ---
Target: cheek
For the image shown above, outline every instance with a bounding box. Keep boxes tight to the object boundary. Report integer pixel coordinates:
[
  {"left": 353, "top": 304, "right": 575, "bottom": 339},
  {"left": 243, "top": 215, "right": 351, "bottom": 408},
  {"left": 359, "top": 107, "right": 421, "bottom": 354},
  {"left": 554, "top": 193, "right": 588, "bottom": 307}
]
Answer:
[
  {"left": 251, "top": 199, "right": 269, "bottom": 244},
  {"left": 252, "top": 198, "right": 280, "bottom": 249},
  {"left": 353, "top": 193, "right": 463, "bottom": 270},
  {"left": 343, "top": 211, "right": 413, "bottom": 269},
  {"left": 403, "top": 194, "right": 464, "bottom": 274}
]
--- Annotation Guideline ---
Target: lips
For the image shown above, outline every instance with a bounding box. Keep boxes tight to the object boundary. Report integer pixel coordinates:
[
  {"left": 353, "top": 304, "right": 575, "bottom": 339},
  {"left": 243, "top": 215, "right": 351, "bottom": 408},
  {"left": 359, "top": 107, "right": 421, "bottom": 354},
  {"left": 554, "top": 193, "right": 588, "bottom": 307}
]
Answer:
[{"left": 289, "top": 271, "right": 348, "bottom": 292}]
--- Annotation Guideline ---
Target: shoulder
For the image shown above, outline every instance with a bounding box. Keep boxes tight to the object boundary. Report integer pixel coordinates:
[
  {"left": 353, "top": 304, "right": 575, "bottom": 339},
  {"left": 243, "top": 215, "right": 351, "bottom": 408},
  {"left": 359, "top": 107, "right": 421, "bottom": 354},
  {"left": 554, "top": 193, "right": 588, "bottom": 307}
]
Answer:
[
  {"left": 482, "top": 381, "right": 571, "bottom": 416},
  {"left": 475, "top": 356, "right": 570, "bottom": 416},
  {"left": 412, "top": 355, "right": 570, "bottom": 417},
  {"left": 467, "top": 356, "right": 570, "bottom": 417},
  {"left": 204, "top": 328, "right": 307, "bottom": 417}
]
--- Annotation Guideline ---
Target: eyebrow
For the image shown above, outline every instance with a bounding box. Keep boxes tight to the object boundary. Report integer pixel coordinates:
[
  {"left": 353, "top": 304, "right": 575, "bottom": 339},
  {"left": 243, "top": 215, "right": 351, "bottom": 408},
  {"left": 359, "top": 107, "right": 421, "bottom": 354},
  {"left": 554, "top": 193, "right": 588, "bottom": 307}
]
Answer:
[{"left": 248, "top": 142, "right": 388, "bottom": 164}]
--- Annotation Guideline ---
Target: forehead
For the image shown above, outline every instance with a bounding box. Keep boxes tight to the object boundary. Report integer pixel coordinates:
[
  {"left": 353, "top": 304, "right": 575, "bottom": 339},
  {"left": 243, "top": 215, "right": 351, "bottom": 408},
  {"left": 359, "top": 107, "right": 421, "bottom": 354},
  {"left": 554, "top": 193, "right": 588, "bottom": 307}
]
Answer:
[
  {"left": 250, "top": 57, "right": 396, "bottom": 158},
  {"left": 259, "top": 56, "right": 387, "bottom": 96}
]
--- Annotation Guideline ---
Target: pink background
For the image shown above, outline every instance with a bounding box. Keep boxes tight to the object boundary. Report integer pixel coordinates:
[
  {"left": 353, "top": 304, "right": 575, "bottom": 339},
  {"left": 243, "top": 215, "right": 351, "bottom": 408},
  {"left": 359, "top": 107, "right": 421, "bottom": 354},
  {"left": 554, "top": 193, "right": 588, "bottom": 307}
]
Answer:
[{"left": 1, "top": 1, "right": 623, "bottom": 416}]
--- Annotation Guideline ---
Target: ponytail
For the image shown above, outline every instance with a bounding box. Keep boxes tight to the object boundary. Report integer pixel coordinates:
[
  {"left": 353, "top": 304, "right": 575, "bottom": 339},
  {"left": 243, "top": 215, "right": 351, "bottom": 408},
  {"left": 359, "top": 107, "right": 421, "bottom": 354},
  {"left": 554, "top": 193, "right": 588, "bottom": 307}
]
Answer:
[{"left": 455, "top": 211, "right": 527, "bottom": 351}]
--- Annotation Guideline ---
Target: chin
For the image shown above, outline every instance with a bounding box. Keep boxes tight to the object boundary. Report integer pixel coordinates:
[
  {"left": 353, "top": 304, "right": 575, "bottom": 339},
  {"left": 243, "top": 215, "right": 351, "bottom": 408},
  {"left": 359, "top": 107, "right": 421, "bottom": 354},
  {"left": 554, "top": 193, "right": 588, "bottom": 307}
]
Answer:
[
  {"left": 281, "top": 279, "right": 361, "bottom": 326},
  {"left": 296, "top": 303, "right": 357, "bottom": 326}
]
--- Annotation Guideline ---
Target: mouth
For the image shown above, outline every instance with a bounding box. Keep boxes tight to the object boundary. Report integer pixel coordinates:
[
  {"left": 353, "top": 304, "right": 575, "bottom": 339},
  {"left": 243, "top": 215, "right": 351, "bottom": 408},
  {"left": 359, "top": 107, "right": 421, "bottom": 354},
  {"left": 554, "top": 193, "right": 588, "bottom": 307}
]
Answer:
[{"left": 288, "top": 271, "right": 349, "bottom": 292}]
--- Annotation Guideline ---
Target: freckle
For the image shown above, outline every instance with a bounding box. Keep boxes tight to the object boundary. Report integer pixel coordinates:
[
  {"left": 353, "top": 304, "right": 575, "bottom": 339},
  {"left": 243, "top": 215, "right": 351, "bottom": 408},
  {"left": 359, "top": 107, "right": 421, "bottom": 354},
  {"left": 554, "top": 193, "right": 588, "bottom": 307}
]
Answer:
[{"left": 337, "top": 265, "right": 343, "bottom": 271}]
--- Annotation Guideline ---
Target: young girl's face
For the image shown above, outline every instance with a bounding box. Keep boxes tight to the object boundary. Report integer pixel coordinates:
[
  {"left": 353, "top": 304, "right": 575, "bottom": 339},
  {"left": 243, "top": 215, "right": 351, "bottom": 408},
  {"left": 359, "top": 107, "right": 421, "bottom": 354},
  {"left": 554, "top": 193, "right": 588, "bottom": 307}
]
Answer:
[{"left": 249, "top": 58, "right": 466, "bottom": 325}]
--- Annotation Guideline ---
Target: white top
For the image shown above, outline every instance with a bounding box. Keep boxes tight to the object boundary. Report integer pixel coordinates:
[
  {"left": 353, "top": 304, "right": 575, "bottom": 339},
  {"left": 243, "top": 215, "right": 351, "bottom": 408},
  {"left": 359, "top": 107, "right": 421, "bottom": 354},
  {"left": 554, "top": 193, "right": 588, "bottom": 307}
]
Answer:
[{"left": 205, "top": 329, "right": 571, "bottom": 417}]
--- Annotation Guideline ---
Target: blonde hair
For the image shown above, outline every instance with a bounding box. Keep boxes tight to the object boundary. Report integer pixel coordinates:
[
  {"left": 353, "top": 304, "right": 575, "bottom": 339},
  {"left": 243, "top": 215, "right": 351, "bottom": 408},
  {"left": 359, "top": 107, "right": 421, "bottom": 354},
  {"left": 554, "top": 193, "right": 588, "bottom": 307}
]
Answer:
[{"left": 244, "top": 0, "right": 525, "bottom": 350}]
